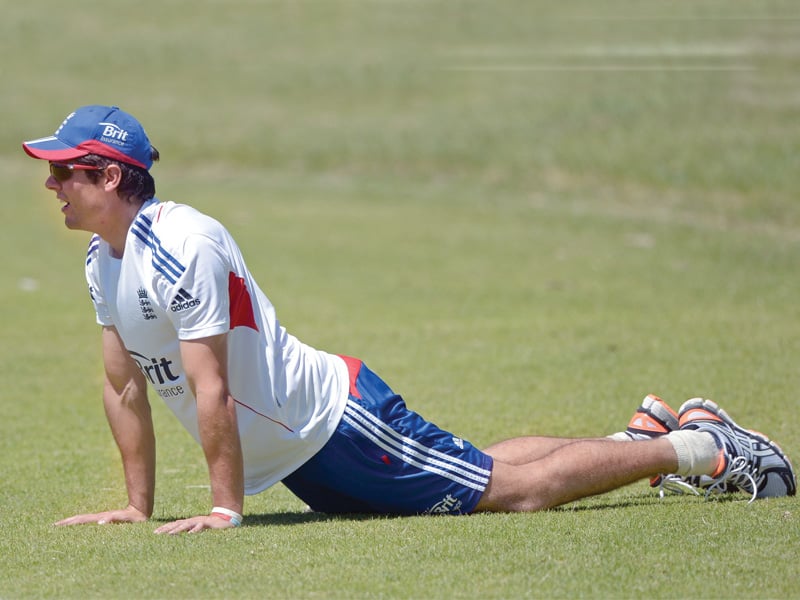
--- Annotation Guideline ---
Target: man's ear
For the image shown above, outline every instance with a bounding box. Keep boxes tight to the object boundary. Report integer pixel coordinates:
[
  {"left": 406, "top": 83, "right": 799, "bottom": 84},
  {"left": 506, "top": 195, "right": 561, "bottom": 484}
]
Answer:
[{"left": 103, "top": 163, "right": 123, "bottom": 191}]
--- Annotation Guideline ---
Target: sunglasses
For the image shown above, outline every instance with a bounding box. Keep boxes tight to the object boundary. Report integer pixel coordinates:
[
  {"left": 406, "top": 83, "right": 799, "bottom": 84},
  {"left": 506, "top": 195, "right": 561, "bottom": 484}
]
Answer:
[{"left": 49, "top": 162, "right": 105, "bottom": 182}]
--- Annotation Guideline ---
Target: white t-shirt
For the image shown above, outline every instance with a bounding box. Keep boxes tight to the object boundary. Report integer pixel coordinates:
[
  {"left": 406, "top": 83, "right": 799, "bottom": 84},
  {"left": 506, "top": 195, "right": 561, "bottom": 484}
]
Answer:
[{"left": 86, "top": 199, "right": 349, "bottom": 494}]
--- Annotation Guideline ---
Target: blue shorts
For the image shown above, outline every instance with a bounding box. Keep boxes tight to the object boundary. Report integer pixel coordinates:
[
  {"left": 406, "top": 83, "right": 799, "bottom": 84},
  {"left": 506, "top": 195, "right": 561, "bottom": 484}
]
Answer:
[{"left": 282, "top": 357, "right": 493, "bottom": 515}]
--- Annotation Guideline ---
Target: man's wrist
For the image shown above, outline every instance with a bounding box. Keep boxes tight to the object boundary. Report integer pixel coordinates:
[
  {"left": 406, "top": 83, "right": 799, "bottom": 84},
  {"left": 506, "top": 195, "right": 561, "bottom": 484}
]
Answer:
[{"left": 210, "top": 506, "right": 242, "bottom": 526}]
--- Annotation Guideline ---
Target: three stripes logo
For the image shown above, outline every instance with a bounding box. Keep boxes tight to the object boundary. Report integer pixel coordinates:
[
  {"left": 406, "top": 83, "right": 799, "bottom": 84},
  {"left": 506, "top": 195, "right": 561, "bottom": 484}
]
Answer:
[
  {"left": 170, "top": 288, "right": 201, "bottom": 313},
  {"left": 131, "top": 214, "right": 186, "bottom": 285}
]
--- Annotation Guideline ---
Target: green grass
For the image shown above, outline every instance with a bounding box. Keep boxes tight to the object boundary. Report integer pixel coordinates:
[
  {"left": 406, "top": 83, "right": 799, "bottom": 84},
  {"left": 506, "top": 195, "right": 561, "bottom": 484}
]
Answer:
[{"left": 1, "top": 0, "right": 799, "bottom": 597}]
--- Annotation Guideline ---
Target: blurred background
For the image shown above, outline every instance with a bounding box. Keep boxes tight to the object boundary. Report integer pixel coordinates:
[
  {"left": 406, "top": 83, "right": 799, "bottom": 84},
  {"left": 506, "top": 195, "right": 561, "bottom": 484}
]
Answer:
[{"left": 3, "top": 0, "right": 799, "bottom": 434}]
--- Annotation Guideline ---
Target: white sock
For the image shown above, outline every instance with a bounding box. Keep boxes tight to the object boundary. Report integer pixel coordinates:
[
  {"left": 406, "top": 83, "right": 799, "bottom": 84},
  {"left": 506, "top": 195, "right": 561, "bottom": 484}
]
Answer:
[
  {"left": 665, "top": 430, "right": 721, "bottom": 476},
  {"left": 607, "top": 431, "right": 634, "bottom": 442}
]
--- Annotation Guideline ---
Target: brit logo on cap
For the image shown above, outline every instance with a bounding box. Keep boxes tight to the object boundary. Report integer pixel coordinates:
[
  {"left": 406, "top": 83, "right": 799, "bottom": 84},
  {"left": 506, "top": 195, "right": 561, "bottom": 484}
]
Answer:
[{"left": 100, "top": 122, "right": 129, "bottom": 146}]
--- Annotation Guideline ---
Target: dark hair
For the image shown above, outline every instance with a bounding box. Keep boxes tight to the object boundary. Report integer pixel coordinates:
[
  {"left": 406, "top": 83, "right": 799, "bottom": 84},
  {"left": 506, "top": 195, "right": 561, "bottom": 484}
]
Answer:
[{"left": 81, "top": 147, "right": 160, "bottom": 203}]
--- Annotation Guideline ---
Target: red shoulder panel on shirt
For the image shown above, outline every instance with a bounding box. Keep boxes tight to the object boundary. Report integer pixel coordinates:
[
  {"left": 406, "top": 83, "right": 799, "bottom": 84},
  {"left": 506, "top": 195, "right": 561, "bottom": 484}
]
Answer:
[{"left": 228, "top": 271, "right": 259, "bottom": 331}]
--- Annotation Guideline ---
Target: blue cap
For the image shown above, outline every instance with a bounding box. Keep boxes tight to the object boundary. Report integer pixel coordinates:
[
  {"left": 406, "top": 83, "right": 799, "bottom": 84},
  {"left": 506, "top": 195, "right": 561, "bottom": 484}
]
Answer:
[{"left": 23, "top": 105, "right": 154, "bottom": 170}]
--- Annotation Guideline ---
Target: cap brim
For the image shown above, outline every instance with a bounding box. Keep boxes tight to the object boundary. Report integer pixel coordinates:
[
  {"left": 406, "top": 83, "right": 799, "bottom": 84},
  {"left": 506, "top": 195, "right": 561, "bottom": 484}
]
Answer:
[
  {"left": 22, "top": 136, "right": 88, "bottom": 162},
  {"left": 22, "top": 136, "right": 149, "bottom": 169}
]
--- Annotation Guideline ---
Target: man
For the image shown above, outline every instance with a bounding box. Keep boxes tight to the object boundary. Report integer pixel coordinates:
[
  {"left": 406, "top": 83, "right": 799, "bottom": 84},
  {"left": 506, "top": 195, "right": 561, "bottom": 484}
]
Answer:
[{"left": 23, "top": 105, "right": 796, "bottom": 535}]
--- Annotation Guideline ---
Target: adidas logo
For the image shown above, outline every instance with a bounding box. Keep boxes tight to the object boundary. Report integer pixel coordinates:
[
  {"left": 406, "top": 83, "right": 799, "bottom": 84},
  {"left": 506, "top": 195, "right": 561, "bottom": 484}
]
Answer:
[{"left": 170, "top": 288, "right": 201, "bottom": 312}]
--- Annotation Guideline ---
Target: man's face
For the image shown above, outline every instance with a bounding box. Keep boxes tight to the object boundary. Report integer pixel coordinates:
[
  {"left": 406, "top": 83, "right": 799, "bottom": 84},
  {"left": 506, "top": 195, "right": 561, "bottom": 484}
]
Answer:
[{"left": 45, "top": 162, "right": 109, "bottom": 232}]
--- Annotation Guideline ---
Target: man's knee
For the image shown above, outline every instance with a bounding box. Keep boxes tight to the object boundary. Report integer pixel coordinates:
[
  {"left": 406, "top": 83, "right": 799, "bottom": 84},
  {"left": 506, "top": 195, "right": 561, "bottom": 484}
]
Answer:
[{"left": 472, "top": 462, "right": 549, "bottom": 513}]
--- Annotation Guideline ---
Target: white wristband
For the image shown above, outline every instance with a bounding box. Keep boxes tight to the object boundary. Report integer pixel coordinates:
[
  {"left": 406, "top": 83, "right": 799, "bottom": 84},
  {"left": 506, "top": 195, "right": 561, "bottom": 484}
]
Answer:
[{"left": 210, "top": 506, "right": 243, "bottom": 527}]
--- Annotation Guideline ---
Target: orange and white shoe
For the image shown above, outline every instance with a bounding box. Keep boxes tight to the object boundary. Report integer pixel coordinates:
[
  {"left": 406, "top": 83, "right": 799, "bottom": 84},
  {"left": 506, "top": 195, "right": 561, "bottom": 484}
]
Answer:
[
  {"left": 610, "top": 394, "right": 682, "bottom": 490},
  {"left": 623, "top": 394, "right": 679, "bottom": 441},
  {"left": 674, "top": 398, "right": 797, "bottom": 501}
]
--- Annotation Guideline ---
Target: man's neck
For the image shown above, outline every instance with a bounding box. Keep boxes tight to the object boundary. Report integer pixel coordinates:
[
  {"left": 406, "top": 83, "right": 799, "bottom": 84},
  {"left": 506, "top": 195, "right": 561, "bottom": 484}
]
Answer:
[{"left": 106, "top": 198, "right": 148, "bottom": 258}]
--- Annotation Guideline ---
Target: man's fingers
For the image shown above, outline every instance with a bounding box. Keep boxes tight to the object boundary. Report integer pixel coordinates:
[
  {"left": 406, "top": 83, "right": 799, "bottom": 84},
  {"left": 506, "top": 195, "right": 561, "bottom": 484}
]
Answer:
[
  {"left": 56, "top": 512, "right": 234, "bottom": 534},
  {"left": 54, "top": 508, "right": 147, "bottom": 527},
  {"left": 154, "top": 515, "right": 234, "bottom": 535},
  {"left": 54, "top": 513, "right": 102, "bottom": 526}
]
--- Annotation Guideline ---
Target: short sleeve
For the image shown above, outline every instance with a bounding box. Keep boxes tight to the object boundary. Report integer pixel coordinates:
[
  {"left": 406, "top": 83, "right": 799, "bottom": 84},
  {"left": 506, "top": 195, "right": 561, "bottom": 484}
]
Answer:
[
  {"left": 159, "top": 233, "right": 233, "bottom": 340},
  {"left": 85, "top": 235, "right": 114, "bottom": 327}
]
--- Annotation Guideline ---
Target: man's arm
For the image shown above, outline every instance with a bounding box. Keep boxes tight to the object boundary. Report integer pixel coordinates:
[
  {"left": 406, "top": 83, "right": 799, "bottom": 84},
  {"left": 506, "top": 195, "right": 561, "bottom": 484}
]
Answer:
[
  {"left": 154, "top": 332, "right": 244, "bottom": 535},
  {"left": 55, "top": 325, "right": 155, "bottom": 526}
]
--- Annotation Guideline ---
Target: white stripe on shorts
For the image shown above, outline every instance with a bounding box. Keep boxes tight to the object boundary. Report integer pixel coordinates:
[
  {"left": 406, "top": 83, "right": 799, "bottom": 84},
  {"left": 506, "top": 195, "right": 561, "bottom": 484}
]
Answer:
[{"left": 343, "top": 400, "right": 491, "bottom": 492}]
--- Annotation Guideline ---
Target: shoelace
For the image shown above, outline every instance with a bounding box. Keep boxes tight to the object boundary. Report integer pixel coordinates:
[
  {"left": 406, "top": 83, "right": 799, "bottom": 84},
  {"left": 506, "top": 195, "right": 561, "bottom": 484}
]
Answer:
[
  {"left": 656, "top": 456, "right": 758, "bottom": 504},
  {"left": 657, "top": 474, "right": 700, "bottom": 499},
  {"left": 704, "top": 455, "right": 758, "bottom": 504}
]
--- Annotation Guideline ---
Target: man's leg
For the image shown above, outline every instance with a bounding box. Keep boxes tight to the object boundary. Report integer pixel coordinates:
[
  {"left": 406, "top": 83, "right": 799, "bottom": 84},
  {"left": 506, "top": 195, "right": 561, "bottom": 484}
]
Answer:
[
  {"left": 481, "top": 395, "right": 680, "bottom": 465},
  {"left": 483, "top": 436, "right": 604, "bottom": 465},
  {"left": 474, "top": 437, "right": 679, "bottom": 512}
]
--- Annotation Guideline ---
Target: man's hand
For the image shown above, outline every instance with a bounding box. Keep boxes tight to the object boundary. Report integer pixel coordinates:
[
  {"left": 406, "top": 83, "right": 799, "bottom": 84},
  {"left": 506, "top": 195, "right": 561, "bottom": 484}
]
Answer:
[
  {"left": 154, "top": 514, "right": 238, "bottom": 535},
  {"left": 55, "top": 505, "right": 149, "bottom": 526}
]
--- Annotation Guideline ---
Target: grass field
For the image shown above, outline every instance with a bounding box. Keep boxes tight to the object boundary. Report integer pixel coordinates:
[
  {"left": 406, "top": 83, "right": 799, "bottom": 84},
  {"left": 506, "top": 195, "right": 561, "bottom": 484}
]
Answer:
[{"left": 1, "top": 1, "right": 799, "bottom": 598}]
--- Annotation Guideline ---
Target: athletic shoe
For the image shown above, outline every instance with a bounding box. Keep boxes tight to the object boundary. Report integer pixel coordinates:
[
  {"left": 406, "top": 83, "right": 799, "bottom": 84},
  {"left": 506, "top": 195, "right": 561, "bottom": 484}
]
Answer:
[
  {"left": 623, "top": 394, "right": 679, "bottom": 441},
  {"left": 676, "top": 398, "right": 797, "bottom": 501},
  {"left": 613, "top": 394, "right": 680, "bottom": 490}
]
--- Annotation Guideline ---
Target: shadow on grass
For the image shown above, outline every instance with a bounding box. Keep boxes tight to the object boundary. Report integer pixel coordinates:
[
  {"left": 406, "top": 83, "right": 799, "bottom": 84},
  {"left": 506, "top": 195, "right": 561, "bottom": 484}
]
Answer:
[
  {"left": 155, "top": 493, "right": 747, "bottom": 525},
  {"left": 152, "top": 511, "right": 402, "bottom": 527},
  {"left": 243, "top": 511, "right": 399, "bottom": 527},
  {"left": 241, "top": 493, "right": 746, "bottom": 524},
  {"left": 551, "top": 491, "right": 746, "bottom": 513}
]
